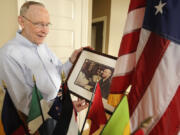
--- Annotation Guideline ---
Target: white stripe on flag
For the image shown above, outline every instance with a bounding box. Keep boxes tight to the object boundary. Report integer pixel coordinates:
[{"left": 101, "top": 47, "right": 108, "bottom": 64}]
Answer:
[
  {"left": 28, "top": 99, "right": 50, "bottom": 134},
  {"left": 136, "top": 28, "right": 151, "bottom": 62},
  {"left": 124, "top": 7, "right": 145, "bottom": 34},
  {"left": 114, "top": 52, "right": 136, "bottom": 76},
  {"left": 67, "top": 110, "right": 79, "bottom": 135},
  {"left": 130, "top": 41, "right": 180, "bottom": 134}
]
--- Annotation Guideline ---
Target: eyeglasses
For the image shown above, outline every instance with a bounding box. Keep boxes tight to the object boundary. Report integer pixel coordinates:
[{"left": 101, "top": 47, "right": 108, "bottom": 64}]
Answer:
[{"left": 22, "top": 16, "right": 51, "bottom": 29}]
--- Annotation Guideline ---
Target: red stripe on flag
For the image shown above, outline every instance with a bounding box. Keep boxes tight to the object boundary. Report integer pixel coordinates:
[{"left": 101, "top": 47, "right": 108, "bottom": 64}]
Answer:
[
  {"left": 119, "top": 30, "right": 141, "bottom": 57},
  {"left": 128, "top": 32, "right": 170, "bottom": 116},
  {"left": 110, "top": 72, "right": 133, "bottom": 94},
  {"left": 149, "top": 85, "right": 180, "bottom": 135},
  {"left": 128, "top": 0, "right": 146, "bottom": 12}
]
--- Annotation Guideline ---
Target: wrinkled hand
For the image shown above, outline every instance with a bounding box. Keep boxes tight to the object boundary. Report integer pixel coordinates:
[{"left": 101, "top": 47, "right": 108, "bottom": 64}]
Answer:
[
  {"left": 69, "top": 46, "right": 93, "bottom": 64},
  {"left": 73, "top": 99, "right": 89, "bottom": 112}
]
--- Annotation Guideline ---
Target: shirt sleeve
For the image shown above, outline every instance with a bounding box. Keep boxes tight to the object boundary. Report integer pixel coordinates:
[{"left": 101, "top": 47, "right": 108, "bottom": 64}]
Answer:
[
  {"left": 61, "top": 59, "right": 73, "bottom": 77},
  {"left": 0, "top": 55, "right": 33, "bottom": 115}
]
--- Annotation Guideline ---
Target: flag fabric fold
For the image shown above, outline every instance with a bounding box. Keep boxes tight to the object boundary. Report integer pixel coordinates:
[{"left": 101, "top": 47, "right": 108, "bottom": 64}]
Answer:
[
  {"left": 1, "top": 87, "right": 26, "bottom": 135},
  {"left": 108, "top": 0, "right": 180, "bottom": 134},
  {"left": 101, "top": 96, "right": 130, "bottom": 135},
  {"left": 52, "top": 83, "right": 79, "bottom": 135},
  {"left": 87, "top": 82, "right": 107, "bottom": 135}
]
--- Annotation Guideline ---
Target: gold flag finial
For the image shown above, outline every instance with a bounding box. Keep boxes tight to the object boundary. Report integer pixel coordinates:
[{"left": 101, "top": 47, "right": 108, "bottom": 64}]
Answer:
[
  {"left": 2, "top": 80, "right": 7, "bottom": 89},
  {"left": 96, "top": 75, "right": 101, "bottom": 82},
  {"left": 141, "top": 116, "right": 153, "bottom": 128},
  {"left": 33, "top": 75, "right": 36, "bottom": 83},
  {"left": 132, "top": 116, "right": 153, "bottom": 135},
  {"left": 61, "top": 71, "right": 66, "bottom": 83},
  {"left": 124, "top": 85, "right": 132, "bottom": 95}
]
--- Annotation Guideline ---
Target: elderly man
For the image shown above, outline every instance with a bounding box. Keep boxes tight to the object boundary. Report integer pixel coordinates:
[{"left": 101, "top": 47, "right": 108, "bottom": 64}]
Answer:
[{"left": 0, "top": 1, "right": 88, "bottom": 119}]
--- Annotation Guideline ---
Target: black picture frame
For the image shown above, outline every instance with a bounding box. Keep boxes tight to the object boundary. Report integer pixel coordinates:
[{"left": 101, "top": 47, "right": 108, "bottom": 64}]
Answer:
[{"left": 67, "top": 48, "right": 117, "bottom": 113}]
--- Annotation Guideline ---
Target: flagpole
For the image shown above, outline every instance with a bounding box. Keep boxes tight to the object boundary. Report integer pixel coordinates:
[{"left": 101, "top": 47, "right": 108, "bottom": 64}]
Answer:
[
  {"left": 33, "top": 75, "right": 45, "bottom": 122},
  {"left": 80, "top": 81, "right": 99, "bottom": 134}
]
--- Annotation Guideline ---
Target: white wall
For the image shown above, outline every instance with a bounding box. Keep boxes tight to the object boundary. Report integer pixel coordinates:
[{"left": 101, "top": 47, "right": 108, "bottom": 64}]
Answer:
[
  {"left": 108, "top": 0, "right": 130, "bottom": 56},
  {"left": 0, "top": 0, "right": 18, "bottom": 47}
]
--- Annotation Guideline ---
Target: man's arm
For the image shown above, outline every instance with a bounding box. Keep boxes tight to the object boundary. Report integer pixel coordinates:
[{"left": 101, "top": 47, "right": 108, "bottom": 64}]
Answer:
[{"left": 0, "top": 55, "right": 33, "bottom": 115}]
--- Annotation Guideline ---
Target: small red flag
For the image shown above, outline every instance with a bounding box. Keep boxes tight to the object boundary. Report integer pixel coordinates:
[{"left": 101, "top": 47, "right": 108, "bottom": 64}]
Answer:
[
  {"left": 87, "top": 83, "right": 107, "bottom": 134},
  {"left": 133, "top": 129, "right": 144, "bottom": 135}
]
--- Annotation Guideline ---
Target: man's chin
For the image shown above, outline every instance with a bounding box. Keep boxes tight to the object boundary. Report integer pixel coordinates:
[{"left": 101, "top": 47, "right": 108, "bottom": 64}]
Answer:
[{"left": 35, "top": 40, "right": 44, "bottom": 45}]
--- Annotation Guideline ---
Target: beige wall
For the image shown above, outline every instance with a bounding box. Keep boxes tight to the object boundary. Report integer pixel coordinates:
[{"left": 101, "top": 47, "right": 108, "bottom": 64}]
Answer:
[
  {"left": 108, "top": 0, "right": 130, "bottom": 56},
  {"left": 92, "top": 0, "right": 111, "bottom": 53},
  {"left": 0, "top": 0, "right": 18, "bottom": 47}
]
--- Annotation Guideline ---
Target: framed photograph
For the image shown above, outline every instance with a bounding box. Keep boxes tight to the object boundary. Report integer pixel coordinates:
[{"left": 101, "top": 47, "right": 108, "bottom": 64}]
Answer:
[{"left": 67, "top": 48, "right": 117, "bottom": 113}]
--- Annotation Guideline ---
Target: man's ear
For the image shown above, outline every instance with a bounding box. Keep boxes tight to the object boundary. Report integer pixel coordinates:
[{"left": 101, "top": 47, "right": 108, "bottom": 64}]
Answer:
[{"left": 18, "top": 16, "right": 25, "bottom": 29}]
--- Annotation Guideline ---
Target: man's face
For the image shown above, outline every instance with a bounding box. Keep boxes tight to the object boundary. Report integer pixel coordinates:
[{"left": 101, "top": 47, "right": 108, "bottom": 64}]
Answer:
[
  {"left": 102, "top": 69, "right": 112, "bottom": 79},
  {"left": 19, "top": 5, "right": 50, "bottom": 45}
]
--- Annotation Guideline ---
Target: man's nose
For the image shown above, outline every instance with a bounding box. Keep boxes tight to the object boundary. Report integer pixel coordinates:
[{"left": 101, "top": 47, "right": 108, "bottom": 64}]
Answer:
[{"left": 41, "top": 26, "right": 49, "bottom": 34}]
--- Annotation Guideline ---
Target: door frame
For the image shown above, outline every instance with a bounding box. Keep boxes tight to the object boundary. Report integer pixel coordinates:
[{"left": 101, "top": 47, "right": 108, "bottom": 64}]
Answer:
[{"left": 92, "top": 16, "right": 107, "bottom": 53}]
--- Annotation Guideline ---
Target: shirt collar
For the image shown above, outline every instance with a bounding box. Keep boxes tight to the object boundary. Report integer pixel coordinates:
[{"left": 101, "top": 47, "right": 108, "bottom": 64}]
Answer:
[{"left": 15, "top": 30, "right": 43, "bottom": 48}]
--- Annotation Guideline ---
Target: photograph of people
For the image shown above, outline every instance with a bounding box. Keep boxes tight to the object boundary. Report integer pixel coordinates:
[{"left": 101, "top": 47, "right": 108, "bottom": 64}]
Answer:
[{"left": 75, "top": 59, "right": 114, "bottom": 99}]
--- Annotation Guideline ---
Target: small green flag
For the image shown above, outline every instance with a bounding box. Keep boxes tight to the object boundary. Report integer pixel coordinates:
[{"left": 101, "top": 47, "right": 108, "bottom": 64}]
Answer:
[
  {"left": 27, "top": 84, "right": 50, "bottom": 134},
  {"left": 27, "top": 86, "right": 43, "bottom": 122},
  {"left": 101, "top": 96, "right": 130, "bottom": 135}
]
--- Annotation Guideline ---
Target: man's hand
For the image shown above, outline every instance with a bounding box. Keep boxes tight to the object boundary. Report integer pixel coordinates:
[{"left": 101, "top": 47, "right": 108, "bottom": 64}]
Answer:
[
  {"left": 69, "top": 46, "right": 93, "bottom": 64},
  {"left": 73, "top": 99, "right": 89, "bottom": 112},
  {"left": 69, "top": 47, "right": 83, "bottom": 64}
]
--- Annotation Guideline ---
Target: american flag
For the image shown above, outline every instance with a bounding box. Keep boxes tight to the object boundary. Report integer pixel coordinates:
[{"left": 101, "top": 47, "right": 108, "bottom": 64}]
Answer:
[{"left": 109, "top": 0, "right": 180, "bottom": 134}]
